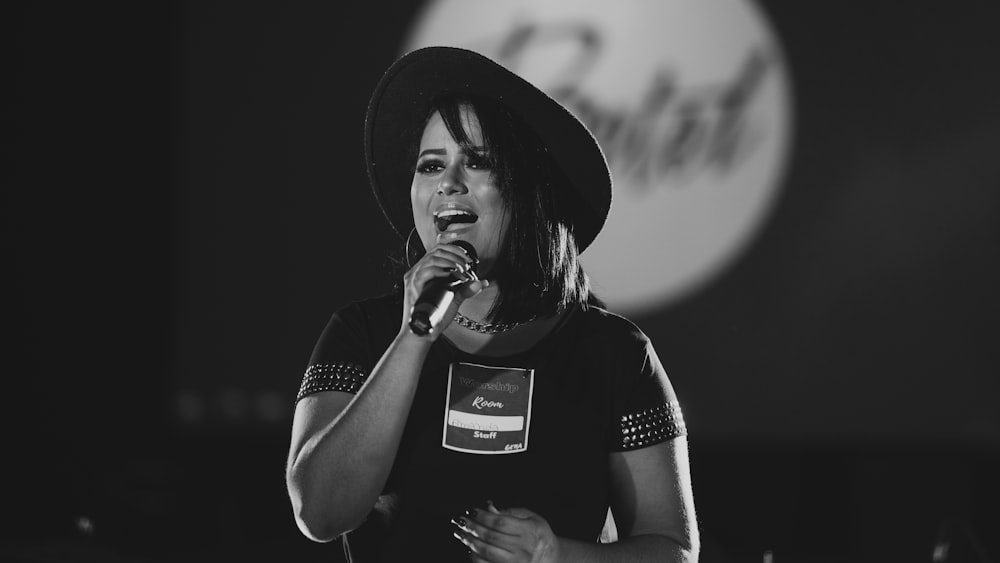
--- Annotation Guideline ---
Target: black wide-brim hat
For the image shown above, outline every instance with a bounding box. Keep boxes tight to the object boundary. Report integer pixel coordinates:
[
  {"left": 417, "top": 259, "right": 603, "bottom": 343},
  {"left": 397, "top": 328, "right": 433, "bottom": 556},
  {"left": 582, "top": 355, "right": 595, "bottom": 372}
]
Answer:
[{"left": 364, "top": 46, "right": 612, "bottom": 253}]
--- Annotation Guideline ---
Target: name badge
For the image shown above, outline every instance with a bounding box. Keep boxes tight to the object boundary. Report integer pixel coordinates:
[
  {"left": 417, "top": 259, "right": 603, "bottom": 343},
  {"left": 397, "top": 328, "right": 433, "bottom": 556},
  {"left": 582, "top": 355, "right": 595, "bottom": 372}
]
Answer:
[{"left": 442, "top": 362, "right": 535, "bottom": 454}]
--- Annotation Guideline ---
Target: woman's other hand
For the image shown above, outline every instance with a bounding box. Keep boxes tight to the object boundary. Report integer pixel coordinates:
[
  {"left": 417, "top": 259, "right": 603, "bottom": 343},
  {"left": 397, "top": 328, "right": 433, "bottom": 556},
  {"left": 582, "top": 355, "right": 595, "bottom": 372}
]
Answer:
[
  {"left": 452, "top": 501, "right": 560, "bottom": 563},
  {"left": 400, "top": 239, "right": 488, "bottom": 338}
]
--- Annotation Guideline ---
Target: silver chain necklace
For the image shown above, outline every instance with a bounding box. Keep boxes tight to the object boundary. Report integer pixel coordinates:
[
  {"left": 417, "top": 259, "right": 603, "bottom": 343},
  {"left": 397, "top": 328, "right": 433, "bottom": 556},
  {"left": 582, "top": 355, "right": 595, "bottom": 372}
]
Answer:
[{"left": 453, "top": 312, "right": 533, "bottom": 334}]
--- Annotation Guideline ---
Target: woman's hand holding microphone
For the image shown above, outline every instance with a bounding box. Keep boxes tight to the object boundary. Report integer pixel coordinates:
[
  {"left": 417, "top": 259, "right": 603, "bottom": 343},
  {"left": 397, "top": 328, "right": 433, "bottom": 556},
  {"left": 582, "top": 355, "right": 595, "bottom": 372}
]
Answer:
[{"left": 400, "top": 235, "right": 488, "bottom": 339}]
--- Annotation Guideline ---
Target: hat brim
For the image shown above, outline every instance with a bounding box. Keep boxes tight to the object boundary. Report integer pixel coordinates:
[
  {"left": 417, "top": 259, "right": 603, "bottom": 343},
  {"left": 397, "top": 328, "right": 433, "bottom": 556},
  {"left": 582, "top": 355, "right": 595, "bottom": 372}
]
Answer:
[{"left": 364, "top": 46, "right": 611, "bottom": 253}]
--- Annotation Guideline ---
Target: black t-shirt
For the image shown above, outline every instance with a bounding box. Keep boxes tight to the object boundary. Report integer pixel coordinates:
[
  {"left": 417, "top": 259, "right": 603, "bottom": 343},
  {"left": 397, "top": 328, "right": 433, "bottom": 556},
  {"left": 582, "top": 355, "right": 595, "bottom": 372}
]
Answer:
[{"left": 297, "top": 293, "right": 686, "bottom": 561}]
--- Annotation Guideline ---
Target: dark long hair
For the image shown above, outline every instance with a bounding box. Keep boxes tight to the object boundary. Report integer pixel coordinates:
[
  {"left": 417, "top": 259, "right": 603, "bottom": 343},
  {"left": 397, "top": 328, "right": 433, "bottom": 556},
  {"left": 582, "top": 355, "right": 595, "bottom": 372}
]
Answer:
[{"left": 423, "top": 93, "right": 601, "bottom": 324}]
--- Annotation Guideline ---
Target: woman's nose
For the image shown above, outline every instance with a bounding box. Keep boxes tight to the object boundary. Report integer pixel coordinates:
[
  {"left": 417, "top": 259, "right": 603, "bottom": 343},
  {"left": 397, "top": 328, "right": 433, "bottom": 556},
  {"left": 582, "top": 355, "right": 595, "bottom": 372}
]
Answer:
[{"left": 438, "top": 165, "right": 468, "bottom": 195}]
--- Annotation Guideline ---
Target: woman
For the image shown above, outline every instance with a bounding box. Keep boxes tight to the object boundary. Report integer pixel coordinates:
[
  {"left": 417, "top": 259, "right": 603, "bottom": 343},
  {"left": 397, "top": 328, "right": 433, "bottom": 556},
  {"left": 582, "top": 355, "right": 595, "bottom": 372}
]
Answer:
[{"left": 286, "top": 46, "right": 698, "bottom": 562}]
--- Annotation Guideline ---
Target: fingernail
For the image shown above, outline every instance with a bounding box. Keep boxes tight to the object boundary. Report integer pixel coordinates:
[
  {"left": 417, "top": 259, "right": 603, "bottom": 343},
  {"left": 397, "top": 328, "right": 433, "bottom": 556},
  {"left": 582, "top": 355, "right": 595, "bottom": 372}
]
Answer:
[
  {"left": 451, "top": 517, "right": 466, "bottom": 527},
  {"left": 465, "top": 508, "right": 477, "bottom": 517}
]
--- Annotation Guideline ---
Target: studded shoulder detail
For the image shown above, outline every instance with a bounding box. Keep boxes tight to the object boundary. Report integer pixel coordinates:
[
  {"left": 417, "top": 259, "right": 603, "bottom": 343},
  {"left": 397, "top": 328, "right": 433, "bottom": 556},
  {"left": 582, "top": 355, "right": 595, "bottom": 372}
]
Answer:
[
  {"left": 619, "top": 400, "right": 686, "bottom": 449},
  {"left": 296, "top": 362, "right": 369, "bottom": 402}
]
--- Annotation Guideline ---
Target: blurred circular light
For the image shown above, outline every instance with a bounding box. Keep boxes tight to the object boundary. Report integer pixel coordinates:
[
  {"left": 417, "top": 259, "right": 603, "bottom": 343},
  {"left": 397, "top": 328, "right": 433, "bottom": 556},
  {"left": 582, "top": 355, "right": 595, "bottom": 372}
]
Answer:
[
  {"left": 74, "top": 516, "right": 95, "bottom": 535},
  {"left": 219, "top": 387, "right": 250, "bottom": 420},
  {"left": 256, "top": 390, "right": 288, "bottom": 422},
  {"left": 175, "top": 389, "right": 205, "bottom": 423}
]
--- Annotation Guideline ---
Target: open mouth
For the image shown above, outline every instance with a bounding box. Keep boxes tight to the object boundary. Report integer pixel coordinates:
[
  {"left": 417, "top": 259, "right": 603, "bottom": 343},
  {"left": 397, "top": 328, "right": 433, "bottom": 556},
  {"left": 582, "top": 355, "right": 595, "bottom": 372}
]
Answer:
[{"left": 434, "top": 209, "right": 479, "bottom": 232}]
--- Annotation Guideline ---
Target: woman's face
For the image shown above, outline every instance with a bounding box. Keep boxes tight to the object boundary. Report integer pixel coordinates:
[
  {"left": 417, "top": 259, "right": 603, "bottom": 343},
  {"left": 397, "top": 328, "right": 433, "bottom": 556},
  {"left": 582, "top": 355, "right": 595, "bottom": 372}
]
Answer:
[{"left": 411, "top": 105, "right": 508, "bottom": 274}]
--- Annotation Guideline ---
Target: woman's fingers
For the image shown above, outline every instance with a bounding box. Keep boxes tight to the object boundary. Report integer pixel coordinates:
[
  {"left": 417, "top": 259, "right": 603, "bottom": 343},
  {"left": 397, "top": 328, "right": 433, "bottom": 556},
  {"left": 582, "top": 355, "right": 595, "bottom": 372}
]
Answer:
[
  {"left": 409, "top": 267, "right": 486, "bottom": 303},
  {"left": 451, "top": 518, "right": 515, "bottom": 562},
  {"left": 456, "top": 278, "right": 489, "bottom": 299},
  {"left": 405, "top": 242, "right": 480, "bottom": 293},
  {"left": 428, "top": 242, "right": 476, "bottom": 268},
  {"left": 463, "top": 508, "right": 524, "bottom": 537},
  {"left": 453, "top": 512, "right": 517, "bottom": 542},
  {"left": 406, "top": 246, "right": 474, "bottom": 281},
  {"left": 452, "top": 507, "right": 528, "bottom": 555},
  {"left": 408, "top": 269, "right": 454, "bottom": 294},
  {"left": 407, "top": 250, "right": 471, "bottom": 281},
  {"left": 458, "top": 506, "right": 559, "bottom": 563},
  {"left": 399, "top": 240, "right": 482, "bottom": 336},
  {"left": 415, "top": 256, "right": 469, "bottom": 278}
]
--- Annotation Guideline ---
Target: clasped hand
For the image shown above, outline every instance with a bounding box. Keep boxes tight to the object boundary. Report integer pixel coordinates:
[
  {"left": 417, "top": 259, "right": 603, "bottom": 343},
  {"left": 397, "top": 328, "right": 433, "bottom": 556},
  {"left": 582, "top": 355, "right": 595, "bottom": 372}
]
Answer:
[
  {"left": 401, "top": 238, "right": 487, "bottom": 338},
  {"left": 452, "top": 501, "right": 560, "bottom": 563}
]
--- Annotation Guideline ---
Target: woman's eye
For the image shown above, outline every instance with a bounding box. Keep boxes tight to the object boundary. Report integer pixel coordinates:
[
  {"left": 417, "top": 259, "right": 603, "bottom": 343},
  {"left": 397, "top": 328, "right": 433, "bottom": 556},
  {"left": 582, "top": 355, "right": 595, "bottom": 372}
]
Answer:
[
  {"left": 466, "top": 153, "right": 491, "bottom": 170},
  {"left": 416, "top": 160, "right": 443, "bottom": 174}
]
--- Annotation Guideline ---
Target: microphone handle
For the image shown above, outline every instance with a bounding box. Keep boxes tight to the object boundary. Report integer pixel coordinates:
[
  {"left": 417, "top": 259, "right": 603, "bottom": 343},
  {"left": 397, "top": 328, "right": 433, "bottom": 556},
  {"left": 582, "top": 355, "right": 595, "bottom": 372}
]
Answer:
[{"left": 409, "top": 277, "right": 464, "bottom": 336}]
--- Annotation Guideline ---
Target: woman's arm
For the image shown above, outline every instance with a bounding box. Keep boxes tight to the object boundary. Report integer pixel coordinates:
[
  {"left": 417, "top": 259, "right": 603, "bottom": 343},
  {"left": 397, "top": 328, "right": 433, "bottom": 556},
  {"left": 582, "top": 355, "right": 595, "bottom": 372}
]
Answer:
[
  {"left": 285, "top": 330, "right": 433, "bottom": 542},
  {"left": 286, "top": 241, "right": 482, "bottom": 542},
  {"left": 571, "top": 436, "right": 699, "bottom": 561},
  {"left": 456, "top": 438, "right": 698, "bottom": 562}
]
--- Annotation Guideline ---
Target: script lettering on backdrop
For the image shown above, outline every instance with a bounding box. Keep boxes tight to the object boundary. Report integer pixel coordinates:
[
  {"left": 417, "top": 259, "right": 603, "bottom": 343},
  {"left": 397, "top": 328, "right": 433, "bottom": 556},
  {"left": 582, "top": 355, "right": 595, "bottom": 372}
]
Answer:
[{"left": 490, "top": 22, "right": 771, "bottom": 189}]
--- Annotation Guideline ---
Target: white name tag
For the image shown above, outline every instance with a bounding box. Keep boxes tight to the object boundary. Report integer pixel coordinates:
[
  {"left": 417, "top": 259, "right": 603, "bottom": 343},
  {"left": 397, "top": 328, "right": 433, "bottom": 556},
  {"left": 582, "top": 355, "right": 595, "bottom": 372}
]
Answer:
[{"left": 442, "top": 362, "right": 535, "bottom": 454}]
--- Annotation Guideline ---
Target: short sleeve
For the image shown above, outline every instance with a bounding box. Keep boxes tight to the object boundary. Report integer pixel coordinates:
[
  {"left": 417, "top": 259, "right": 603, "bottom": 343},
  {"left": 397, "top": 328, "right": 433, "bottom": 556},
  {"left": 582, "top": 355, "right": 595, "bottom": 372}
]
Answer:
[
  {"left": 607, "top": 330, "right": 687, "bottom": 452},
  {"left": 295, "top": 297, "right": 398, "bottom": 403}
]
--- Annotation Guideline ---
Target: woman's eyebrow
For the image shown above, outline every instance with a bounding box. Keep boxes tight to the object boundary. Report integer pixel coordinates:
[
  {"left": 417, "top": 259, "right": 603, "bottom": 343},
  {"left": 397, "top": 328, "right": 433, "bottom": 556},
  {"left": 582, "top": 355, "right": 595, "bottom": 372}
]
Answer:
[
  {"left": 417, "top": 148, "right": 446, "bottom": 158},
  {"left": 417, "top": 146, "right": 488, "bottom": 158}
]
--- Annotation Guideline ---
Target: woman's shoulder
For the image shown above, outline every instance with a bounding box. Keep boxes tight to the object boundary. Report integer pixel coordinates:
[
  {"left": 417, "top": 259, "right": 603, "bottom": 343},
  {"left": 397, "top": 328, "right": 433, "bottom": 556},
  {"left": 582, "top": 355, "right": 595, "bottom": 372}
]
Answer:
[
  {"left": 328, "top": 291, "right": 402, "bottom": 332},
  {"left": 334, "top": 290, "right": 400, "bottom": 312},
  {"left": 352, "top": 291, "right": 403, "bottom": 314},
  {"left": 572, "top": 304, "right": 651, "bottom": 347}
]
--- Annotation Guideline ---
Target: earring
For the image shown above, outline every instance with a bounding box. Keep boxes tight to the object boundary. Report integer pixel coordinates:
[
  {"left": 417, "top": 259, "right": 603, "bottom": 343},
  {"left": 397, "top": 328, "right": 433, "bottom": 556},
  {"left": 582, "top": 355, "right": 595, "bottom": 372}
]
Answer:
[{"left": 404, "top": 226, "right": 423, "bottom": 268}]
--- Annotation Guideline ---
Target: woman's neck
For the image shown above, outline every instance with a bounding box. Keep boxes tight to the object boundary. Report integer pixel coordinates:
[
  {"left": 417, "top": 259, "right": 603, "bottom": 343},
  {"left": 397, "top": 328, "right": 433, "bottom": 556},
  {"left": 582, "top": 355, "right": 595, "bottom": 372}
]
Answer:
[{"left": 457, "top": 282, "right": 501, "bottom": 322}]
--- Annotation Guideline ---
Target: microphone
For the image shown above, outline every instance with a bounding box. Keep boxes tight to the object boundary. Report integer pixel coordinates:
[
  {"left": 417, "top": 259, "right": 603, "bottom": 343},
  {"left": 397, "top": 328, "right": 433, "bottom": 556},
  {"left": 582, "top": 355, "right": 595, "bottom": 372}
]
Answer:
[{"left": 409, "top": 240, "right": 478, "bottom": 336}]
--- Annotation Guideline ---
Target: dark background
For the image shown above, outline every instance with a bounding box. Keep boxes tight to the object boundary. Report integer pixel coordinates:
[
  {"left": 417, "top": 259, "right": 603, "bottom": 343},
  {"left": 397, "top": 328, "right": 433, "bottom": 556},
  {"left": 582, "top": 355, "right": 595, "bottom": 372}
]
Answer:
[{"left": 6, "top": 1, "right": 999, "bottom": 562}]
